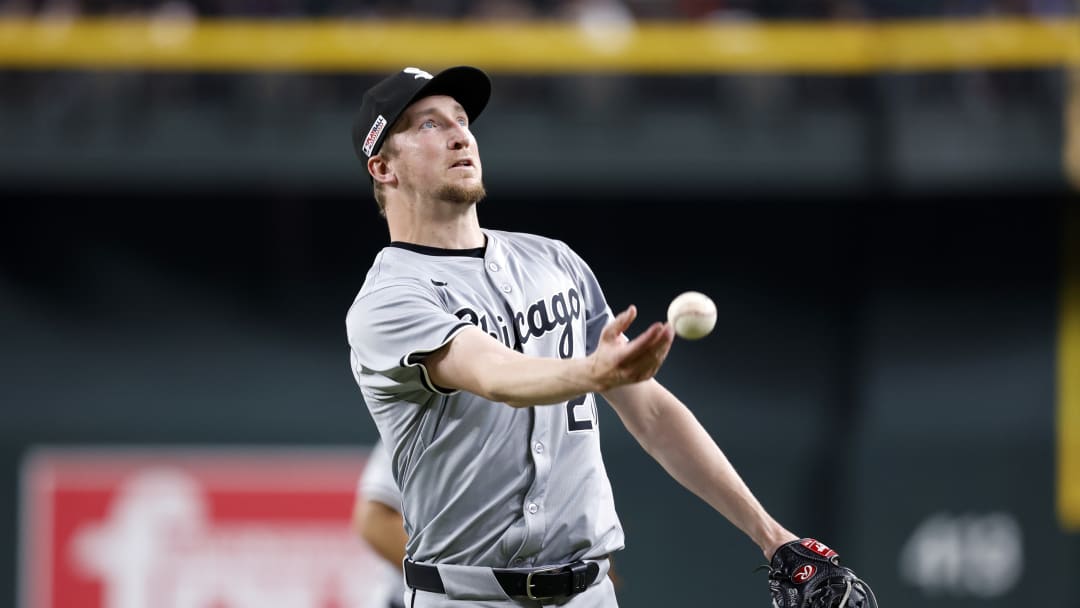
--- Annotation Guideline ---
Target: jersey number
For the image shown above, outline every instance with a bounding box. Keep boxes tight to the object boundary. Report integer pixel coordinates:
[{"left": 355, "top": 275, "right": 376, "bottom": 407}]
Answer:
[{"left": 566, "top": 395, "right": 597, "bottom": 433}]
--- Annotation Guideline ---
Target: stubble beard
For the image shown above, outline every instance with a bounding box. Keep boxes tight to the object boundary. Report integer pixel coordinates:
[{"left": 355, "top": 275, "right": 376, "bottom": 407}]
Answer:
[{"left": 434, "top": 181, "right": 487, "bottom": 206}]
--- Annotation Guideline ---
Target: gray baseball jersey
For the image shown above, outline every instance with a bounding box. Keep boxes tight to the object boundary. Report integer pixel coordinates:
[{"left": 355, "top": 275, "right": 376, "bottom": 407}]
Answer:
[
  {"left": 346, "top": 228, "right": 623, "bottom": 569},
  {"left": 358, "top": 439, "right": 407, "bottom": 607}
]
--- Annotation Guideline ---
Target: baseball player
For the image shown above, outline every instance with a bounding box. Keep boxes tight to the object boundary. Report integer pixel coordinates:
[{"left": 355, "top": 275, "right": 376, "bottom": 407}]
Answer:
[
  {"left": 346, "top": 66, "right": 875, "bottom": 608},
  {"left": 353, "top": 439, "right": 407, "bottom": 608}
]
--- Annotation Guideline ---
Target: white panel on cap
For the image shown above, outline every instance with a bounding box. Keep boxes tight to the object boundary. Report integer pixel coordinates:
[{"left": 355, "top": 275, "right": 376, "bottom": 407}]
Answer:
[{"left": 403, "top": 67, "right": 433, "bottom": 80}]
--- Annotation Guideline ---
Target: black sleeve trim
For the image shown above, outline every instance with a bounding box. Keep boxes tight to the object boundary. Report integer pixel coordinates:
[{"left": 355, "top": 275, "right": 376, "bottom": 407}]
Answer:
[{"left": 398, "top": 322, "right": 474, "bottom": 395}]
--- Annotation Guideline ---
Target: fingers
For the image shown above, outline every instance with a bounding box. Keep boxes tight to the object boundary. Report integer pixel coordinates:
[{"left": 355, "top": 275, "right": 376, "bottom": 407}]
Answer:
[
  {"left": 595, "top": 307, "right": 676, "bottom": 387},
  {"left": 650, "top": 325, "right": 675, "bottom": 362},
  {"left": 622, "top": 321, "right": 670, "bottom": 356},
  {"left": 616, "top": 322, "right": 675, "bottom": 382},
  {"left": 601, "top": 305, "right": 637, "bottom": 341}
]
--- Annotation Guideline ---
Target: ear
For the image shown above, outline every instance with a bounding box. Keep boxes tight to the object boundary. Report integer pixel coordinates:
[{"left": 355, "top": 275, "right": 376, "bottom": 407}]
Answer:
[{"left": 368, "top": 154, "right": 396, "bottom": 186}]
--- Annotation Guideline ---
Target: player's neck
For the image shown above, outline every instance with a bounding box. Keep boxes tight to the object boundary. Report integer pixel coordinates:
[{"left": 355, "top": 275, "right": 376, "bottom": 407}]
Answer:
[{"left": 386, "top": 200, "right": 484, "bottom": 250}]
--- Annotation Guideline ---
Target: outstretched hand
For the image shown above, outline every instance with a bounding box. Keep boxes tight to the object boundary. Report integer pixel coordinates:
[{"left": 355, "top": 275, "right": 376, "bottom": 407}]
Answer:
[{"left": 588, "top": 305, "right": 675, "bottom": 391}]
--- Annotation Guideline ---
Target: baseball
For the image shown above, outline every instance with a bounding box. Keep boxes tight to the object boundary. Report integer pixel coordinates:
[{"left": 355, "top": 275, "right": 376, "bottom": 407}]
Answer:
[{"left": 667, "top": 291, "right": 717, "bottom": 340}]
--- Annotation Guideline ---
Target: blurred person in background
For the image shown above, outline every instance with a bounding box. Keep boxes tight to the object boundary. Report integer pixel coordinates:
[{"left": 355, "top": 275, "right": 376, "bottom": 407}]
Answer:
[{"left": 353, "top": 439, "right": 408, "bottom": 608}]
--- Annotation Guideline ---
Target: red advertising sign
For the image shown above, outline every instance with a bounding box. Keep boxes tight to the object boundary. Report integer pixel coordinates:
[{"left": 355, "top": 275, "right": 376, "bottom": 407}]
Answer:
[{"left": 20, "top": 446, "right": 393, "bottom": 608}]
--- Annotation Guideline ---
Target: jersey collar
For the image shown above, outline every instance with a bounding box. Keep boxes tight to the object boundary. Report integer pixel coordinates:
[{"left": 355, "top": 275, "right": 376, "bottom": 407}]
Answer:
[{"left": 386, "top": 239, "right": 487, "bottom": 258}]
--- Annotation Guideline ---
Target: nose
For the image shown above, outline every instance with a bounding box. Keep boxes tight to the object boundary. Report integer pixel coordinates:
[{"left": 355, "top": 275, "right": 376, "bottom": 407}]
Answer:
[{"left": 448, "top": 123, "right": 471, "bottom": 150}]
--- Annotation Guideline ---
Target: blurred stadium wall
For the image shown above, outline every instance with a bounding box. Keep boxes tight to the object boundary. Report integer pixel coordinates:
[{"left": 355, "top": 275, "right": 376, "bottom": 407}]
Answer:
[{"left": 1, "top": 4, "right": 1079, "bottom": 608}]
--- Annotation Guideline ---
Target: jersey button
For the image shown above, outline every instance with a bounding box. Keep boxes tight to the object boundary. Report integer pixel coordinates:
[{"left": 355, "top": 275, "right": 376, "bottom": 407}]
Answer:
[
  {"left": 501, "top": 284, "right": 512, "bottom": 293},
  {"left": 488, "top": 262, "right": 500, "bottom": 272},
  {"left": 511, "top": 558, "right": 524, "bottom": 567},
  {"left": 534, "top": 442, "right": 544, "bottom": 454},
  {"left": 527, "top": 503, "right": 539, "bottom": 514}
]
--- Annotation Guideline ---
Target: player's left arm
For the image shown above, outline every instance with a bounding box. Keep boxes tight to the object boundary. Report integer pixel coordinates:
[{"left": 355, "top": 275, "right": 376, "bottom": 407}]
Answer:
[{"left": 601, "top": 380, "right": 797, "bottom": 559}]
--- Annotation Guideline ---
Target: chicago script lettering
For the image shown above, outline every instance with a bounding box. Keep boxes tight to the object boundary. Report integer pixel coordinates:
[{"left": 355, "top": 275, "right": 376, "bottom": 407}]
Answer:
[{"left": 455, "top": 287, "right": 581, "bottom": 359}]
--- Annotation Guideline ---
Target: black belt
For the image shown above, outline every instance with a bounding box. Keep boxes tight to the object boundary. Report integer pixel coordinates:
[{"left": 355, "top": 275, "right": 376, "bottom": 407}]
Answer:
[{"left": 404, "top": 559, "right": 601, "bottom": 601}]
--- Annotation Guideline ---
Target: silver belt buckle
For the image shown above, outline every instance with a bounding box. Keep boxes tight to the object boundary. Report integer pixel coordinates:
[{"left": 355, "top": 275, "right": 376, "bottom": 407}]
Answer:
[{"left": 525, "top": 565, "right": 564, "bottom": 601}]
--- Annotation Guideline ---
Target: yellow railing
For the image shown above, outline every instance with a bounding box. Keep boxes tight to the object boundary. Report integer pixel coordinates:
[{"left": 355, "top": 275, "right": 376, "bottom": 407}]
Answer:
[{"left": 0, "top": 17, "right": 1078, "bottom": 72}]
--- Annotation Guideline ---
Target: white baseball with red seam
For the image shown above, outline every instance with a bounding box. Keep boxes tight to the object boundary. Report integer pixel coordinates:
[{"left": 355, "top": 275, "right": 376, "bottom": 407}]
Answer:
[{"left": 666, "top": 291, "right": 717, "bottom": 340}]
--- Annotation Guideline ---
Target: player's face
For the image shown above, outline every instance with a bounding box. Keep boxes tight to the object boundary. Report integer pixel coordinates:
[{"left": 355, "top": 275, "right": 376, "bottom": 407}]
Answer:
[{"left": 386, "top": 95, "right": 485, "bottom": 205}]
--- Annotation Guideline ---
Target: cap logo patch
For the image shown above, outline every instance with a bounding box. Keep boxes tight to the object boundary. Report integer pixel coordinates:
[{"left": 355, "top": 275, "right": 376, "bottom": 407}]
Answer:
[
  {"left": 403, "top": 67, "right": 433, "bottom": 80},
  {"left": 362, "top": 114, "right": 387, "bottom": 157},
  {"left": 792, "top": 564, "right": 816, "bottom": 583}
]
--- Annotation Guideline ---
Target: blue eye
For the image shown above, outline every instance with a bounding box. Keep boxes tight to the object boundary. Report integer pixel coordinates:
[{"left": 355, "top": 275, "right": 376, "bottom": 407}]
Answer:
[
  {"left": 457, "top": 118, "right": 467, "bottom": 127},
  {"left": 421, "top": 119, "right": 436, "bottom": 129}
]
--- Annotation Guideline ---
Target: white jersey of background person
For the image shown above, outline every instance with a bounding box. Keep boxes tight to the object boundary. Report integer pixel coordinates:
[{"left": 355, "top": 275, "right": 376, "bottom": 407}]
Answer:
[{"left": 358, "top": 440, "right": 407, "bottom": 608}]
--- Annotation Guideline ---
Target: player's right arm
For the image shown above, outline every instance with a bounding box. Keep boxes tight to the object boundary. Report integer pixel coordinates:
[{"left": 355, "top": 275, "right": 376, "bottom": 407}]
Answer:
[{"left": 425, "top": 305, "right": 675, "bottom": 408}]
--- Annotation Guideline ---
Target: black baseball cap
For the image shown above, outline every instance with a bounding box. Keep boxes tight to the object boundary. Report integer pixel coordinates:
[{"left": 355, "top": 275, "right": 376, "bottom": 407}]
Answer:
[{"left": 352, "top": 66, "right": 492, "bottom": 161}]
